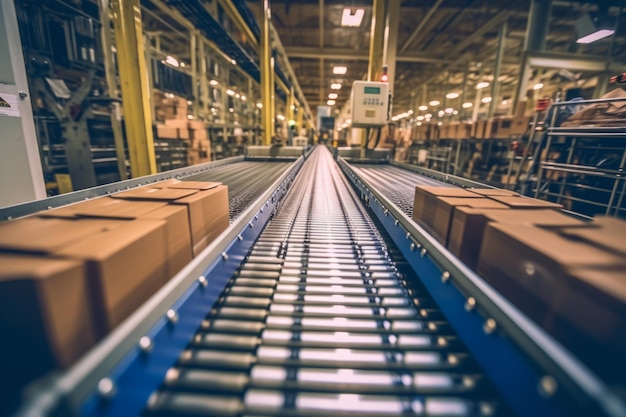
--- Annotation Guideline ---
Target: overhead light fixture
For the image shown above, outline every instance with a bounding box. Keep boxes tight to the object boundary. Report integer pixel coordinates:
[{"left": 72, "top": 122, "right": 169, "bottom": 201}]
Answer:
[
  {"left": 453, "top": 110, "right": 458, "bottom": 115},
  {"left": 327, "top": 100, "right": 336, "bottom": 105},
  {"left": 256, "top": 102, "right": 263, "bottom": 109},
  {"left": 180, "top": 62, "right": 186, "bottom": 68},
  {"left": 226, "top": 89, "right": 236, "bottom": 96},
  {"left": 429, "top": 100, "right": 440, "bottom": 107},
  {"left": 328, "top": 93, "right": 338, "bottom": 99},
  {"left": 241, "top": 96, "right": 246, "bottom": 101},
  {"left": 165, "top": 55, "right": 179, "bottom": 67},
  {"left": 418, "top": 105, "right": 428, "bottom": 111},
  {"left": 501, "top": 99, "right": 508, "bottom": 105},
  {"left": 229, "top": 108, "right": 234, "bottom": 112},
  {"left": 437, "top": 121, "right": 443, "bottom": 126},
  {"left": 575, "top": 13, "right": 615, "bottom": 44},
  {"left": 445, "top": 92, "right": 459, "bottom": 99},
  {"left": 481, "top": 96, "right": 492, "bottom": 103},
  {"left": 445, "top": 107, "right": 454, "bottom": 114},
  {"left": 416, "top": 121, "right": 423, "bottom": 126},
  {"left": 476, "top": 82, "right": 490, "bottom": 89},
  {"left": 235, "top": 93, "right": 241, "bottom": 98},
  {"left": 424, "top": 113, "right": 432, "bottom": 119},
  {"left": 210, "top": 80, "right": 218, "bottom": 86},
  {"left": 277, "top": 114, "right": 286, "bottom": 121},
  {"left": 417, "top": 115, "right": 425, "bottom": 121},
  {"left": 408, "top": 110, "right": 414, "bottom": 115},
  {"left": 331, "top": 83, "right": 342, "bottom": 90},
  {"left": 333, "top": 66, "right": 348, "bottom": 75},
  {"left": 533, "top": 83, "right": 544, "bottom": 90},
  {"left": 341, "top": 8, "right": 365, "bottom": 27},
  {"left": 438, "top": 110, "right": 444, "bottom": 117},
  {"left": 462, "top": 102, "right": 473, "bottom": 108}
]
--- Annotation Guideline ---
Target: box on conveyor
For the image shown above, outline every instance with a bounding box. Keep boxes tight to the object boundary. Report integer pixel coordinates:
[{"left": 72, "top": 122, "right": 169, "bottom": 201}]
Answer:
[
  {"left": 484, "top": 195, "right": 563, "bottom": 209},
  {"left": 114, "top": 180, "right": 229, "bottom": 255},
  {"left": 477, "top": 221, "right": 626, "bottom": 377},
  {"left": 430, "top": 197, "right": 508, "bottom": 245},
  {"left": 469, "top": 188, "right": 520, "bottom": 197},
  {"left": 555, "top": 216, "right": 626, "bottom": 258},
  {"left": 449, "top": 208, "right": 589, "bottom": 269},
  {"left": 412, "top": 185, "right": 481, "bottom": 226},
  {"left": 0, "top": 253, "right": 93, "bottom": 415}
]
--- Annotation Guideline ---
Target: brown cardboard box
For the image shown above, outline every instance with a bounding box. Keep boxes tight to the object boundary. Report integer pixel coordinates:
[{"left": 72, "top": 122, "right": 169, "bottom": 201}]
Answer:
[
  {"left": 473, "top": 120, "right": 488, "bottom": 139},
  {"left": 56, "top": 220, "right": 168, "bottom": 333},
  {"left": 157, "top": 126, "right": 180, "bottom": 140},
  {"left": 110, "top": 187, "right": 197, "bottom": 201},
  {"left": 153, "top": 179, "right": 220, "bottom": 190},
  {"left": 413, "top": 185, "right": 481, "bottom": 225},
  {"left": 450, "top": 208, "right": 588, "bottom": 269},
  {"left": 510, "top": 116, "right": 531, "bottom": 136},
  {"left": 556, "top": 216, "right": 626, "bottom": 257},
  {"left": 431, "top": 197, "right": 508, "bottom": 245},
  {"left": 165, "top": 119, "right": 189, "bottom": 129},
  {"left": 172, "top": 185, "right": 229, "bottom": 255},
  {"left": 72, "top": 198, "right": 168, "bottom": 219},
  {"left": 455, "top": 123, "right": 472, "bottom": 139},
  {"left": 0, "top": 254, "right": 95, "bottom": 368},
  {"left": 477, "top": 222, "right": 624, "bottom": 325},
  {"left": 486, "top": 117, "right": 513, "bottom": 138},
  {"left": 190, "top": 128, "right": 208, "bottom": 141},
  {"left": 470, "top": 188, "right": 519, "bottom": 197},
  {"left": 0, "top": 254, "right": 95, "bottom": 406},
  {"left": 188, "top": 120, "right": 205, "bottom": 130},
  {"left": 487, "top": 195, "right": 563, "bottom": 209},
  {"left": 141, "top": 205, "right": 193, "bottom": 278},
  {"left": 0, "top": 217, "right": 120, "bottom": 254}
]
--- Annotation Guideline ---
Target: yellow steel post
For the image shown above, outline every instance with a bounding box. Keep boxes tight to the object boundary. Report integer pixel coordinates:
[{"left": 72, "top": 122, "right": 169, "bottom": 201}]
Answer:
[
  {"left": 296, "top": 100, "right": 304, "bottom": 135},
  {"left": 191, "top": 32, "right": 198, "bottom": 118},
  {"left": 260, "top": 0, "right": 273, "bottom": 145},
  {"left": 368, "top": 0, "right": 386, "bottom": 82},
  {"left": 287, "top": 86, "right": 295, "bottom": 123},
  {"left": 111, "top": 0, "right": 157, "bottom": 176}
]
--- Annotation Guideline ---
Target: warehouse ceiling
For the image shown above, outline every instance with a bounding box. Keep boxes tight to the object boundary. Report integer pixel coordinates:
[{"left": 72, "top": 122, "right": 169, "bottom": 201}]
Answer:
[{"left": 247, "top": 0, "right": 626, "bottom": 116}]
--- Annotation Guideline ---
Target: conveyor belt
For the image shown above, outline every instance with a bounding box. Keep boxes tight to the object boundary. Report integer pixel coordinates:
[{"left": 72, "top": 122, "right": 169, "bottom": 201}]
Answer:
[
  {"left": 186, "top": 161, "right": 292, "bottom": 221},
  {"left": 143, "top": 147, "right": 506, "bottom": 416},
  {"left": 350, "top": 165, "right": 455, "bottom": 216}
]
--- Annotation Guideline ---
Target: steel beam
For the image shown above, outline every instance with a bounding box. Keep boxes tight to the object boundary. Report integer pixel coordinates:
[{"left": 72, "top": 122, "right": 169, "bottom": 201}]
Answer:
[
  {"left": 400, "top": 0, "right": 444, "bottom": 52},
  {"left": 284, "top": 46, "right": 447, "bottom": 63},
  {"left": 111, "top": 0, "right": 157, "bottom": 177},
  {"left": 488, "top": 20, "right": 507, "bottom": 118},
  {"left": 527, "top": 51, "right": 625, "bottom": 72},
  {"left": 219, "top": 0, "right": 259, "bottom": 49}
]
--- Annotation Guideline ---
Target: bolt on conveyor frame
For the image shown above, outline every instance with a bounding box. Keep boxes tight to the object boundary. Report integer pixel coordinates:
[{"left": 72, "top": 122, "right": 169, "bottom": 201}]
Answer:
[{"left": 338, "top": 157, "right": 626, "bottom": 417}]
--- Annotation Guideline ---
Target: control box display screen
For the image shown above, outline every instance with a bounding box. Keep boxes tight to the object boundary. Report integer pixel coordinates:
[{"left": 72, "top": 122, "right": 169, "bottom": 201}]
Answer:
[{"left": 364, "top": 86, "right": 381, "bottom": 95}]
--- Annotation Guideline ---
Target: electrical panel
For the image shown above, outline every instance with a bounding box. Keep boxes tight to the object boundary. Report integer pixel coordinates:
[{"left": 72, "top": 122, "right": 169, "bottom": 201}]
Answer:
[{"left": 350, "top": 81, "right": 390, "bottom": 127}]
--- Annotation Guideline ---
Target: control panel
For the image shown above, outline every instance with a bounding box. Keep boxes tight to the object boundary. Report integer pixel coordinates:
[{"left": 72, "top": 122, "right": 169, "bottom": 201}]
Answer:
[{"left": 350, "top": 81, "right": 390, "bottom": 127}]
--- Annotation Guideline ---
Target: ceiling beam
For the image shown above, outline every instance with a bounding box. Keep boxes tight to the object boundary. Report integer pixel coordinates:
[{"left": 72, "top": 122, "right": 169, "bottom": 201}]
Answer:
[
  {"left": 400, "top": 0, "right": 444, "bottom": 52},
  {"left": 285, "top": 46, "right": 450, "bottom": 63}
]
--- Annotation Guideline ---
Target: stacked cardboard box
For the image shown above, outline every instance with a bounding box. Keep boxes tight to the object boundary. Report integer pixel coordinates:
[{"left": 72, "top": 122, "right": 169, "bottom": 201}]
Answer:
[
  {"left": 188, "top": 120, "right": 211, "bottom": 166},
  {"left": 154, "top": 91, "right": 188, "bottom": 122},
  {"left": 0, "top": 180, "right": 228, "bottom": 390}
]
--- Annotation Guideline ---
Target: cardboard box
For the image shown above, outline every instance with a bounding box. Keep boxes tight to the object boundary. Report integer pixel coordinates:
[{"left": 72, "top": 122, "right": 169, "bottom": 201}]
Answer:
[
  {"left": 165, "top": 119, "right": 189, "bottom": 129},
  {"left": 485, "top": 117, "right": 513, "bottom": 139},
  {"left": 510, "top": 116, "right": 531, "bottom": 136},
  {"left": 190, "top": 128, "right": 208, "bottom": 141},
  {"left": 450, "top": 208, "right": 588, "bottom": 269},
  {"left": 556, "top": 216, "right": 626, "bottom": 257},
  {"left": 141, "top": 205, "right": 193, "bottom": 278},
  {"left": 477, "top": 222, "right": 624, "bottom": 326},
  {"left": 71, "top": 198, "right": 168, "bottom": 219},
  {"left": 431, "top": 197, "right": 508, "bottom": 245},
  {"left": 111, "top": 187, "right": 197, "bottom": 201},
  {"left": 470, "top": 188, "right": 519, "bottom": 197},
  {"left": 473, "top": 120, "right": 488, "bottom": 139},
  {"left": 56, "top": 220, "right": 168, "bottom": 333},
  {"left": 455, "top": 123, "right": 472, "bottom": 139},
  {"left": 0, "top": 217, "right": 120, "bottom": 254},
  {"left": 157, "top": 126, "right": 180, "bottom": 140},
  {"left": 413, "top": 185, "right": 481, "bottom": 225},
  {"left": 0, "top": 254, "right": 95, "bottom": 370},
  {"left": 487, "top": 195, "right": 563, "bottom": 210},
  {"left": 153, "top": 179, "right": 220, "bottom": 190},
  {"left": 172, "top": 185, "right": 229, "bottom": 255},
  {"left": 188, "top": 120, "right": 205, "bottom": 130}
]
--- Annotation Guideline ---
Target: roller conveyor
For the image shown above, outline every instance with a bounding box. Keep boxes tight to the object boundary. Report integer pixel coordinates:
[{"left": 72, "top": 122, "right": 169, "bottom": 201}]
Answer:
[
  {"left": 142, "top": 147, "right": 506, "bottom": 417},
  {"left": 9, "top": 146, "right": 626, "bottom": 417}
]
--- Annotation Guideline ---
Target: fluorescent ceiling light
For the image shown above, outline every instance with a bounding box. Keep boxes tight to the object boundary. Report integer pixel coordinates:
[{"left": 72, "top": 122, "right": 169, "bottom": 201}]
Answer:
[
  {"left": 277, "top": 114, "right": 286, "bottom": 121},
  {"left": 328, "top": 93, "right": 338, "bottom": 99},
  {"left": 577, "top": 29, "right": 614, "bottom": 44},
  {"left": 438, "top": 110, "right": 444, "bottom": 117},
  {"left": 210, "top": 80, "right": 218, "bottom": 86},
  {"left": 501, "top": 99, "right": 508, "bottom": 105},
  {"left": 462, "top": 102, "right": 473, "bottom": 108},
  {"left": 327, "top": 100, "right": 336, "bottom": 105},
  {"left": 445, "top": 107, "right": 454, "bottom": 114},
  {"left": 417, "top": 115, "right": 425, "bottom": 121},
  {"left": 453, "top": 110, "right": 458, "bottom": 115},
  {"left": 416, "top": 121, "right": 422, "bottom": 126},
  {"left": 235, "top": 93, "right": 240, "bottom": 98},
  {"left": 341, "top": 8, "right": 365, "bottom": 27},
  {"left": 408, "top": 110, "right": 414, "bottom": 115},
  {"left": 424, "top": 113, "right": 432, "bottom": 119},
  {"left": 165, "top": 56, "right": 179, "bottom": 67},
  {"left": 533, "top": 83, "right": 544, "bottom": 90},
  {"left": 481, "top": 96, "right": 492, "bottom": 103},
  {"left": 418, "top": 105, "right": 428, "bottom": 111},
  {"left": 241, "top": 96, "right": 246, "bottom": 101},
  {"left": 437, "top": 121, "right": 443, "bottom": 126},
  {"left": 256, "top": 103, "right": 263, "bottom": 109},
  {"left": 226, "top": 89, "right": 236, "bottom": 96},
  {"left": 446, "top": 92, "right": 459, "bottom": 99},
  {"left": 429, "top": 100, "right": 440, "bottom": 106},
  {"left": 476, "top": 82, "right": 490, "bottom": 89},
  {"left": 575, "top": 14, "right": 615, "bottom": 44},
  {"left": 330, "top": 83, "right": 342, "bottom": 90},
  {"left": 333, "top": 66, "right": 348, "bottom": 75}
]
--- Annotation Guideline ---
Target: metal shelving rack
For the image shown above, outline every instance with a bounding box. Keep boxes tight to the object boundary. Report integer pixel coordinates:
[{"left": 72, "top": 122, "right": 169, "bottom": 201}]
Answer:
[{"left": 530, "top": 96, "right": 626, "bottom": 218}]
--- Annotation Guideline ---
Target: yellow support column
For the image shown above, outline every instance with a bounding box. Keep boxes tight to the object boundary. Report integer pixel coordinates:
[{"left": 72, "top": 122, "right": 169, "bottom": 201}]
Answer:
[
  {"left": 296, "top": 100, "right": 304, "bottom": 134},
  {"left": 368, "top": 0, "right": 386, "bottom": 82},
  {"left": 260, "top": 0, "right": 273, "bottom": 145},
  {"left": 111, "top": 0, "right": 157, "bottom": 176},
  {"left": 287, "top": 87, "right": 295, "bottom": 123}
]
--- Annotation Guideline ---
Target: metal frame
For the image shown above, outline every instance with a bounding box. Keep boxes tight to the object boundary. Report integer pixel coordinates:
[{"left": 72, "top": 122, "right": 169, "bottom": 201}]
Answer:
[
  {"left": 339, "top": 157, "right": 626, "bottom": 417},
  {"left": 14, "top": 156, "right": 304, "bottom": 417},
  {"left": 0, "top": 156, "right": 243, "bottom": 221}
]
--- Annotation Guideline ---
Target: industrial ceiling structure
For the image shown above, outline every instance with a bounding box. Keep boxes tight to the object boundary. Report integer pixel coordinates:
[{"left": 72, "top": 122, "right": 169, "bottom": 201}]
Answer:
[{"left": 247, "top": 0, "right": 626, "bottom": 117}]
